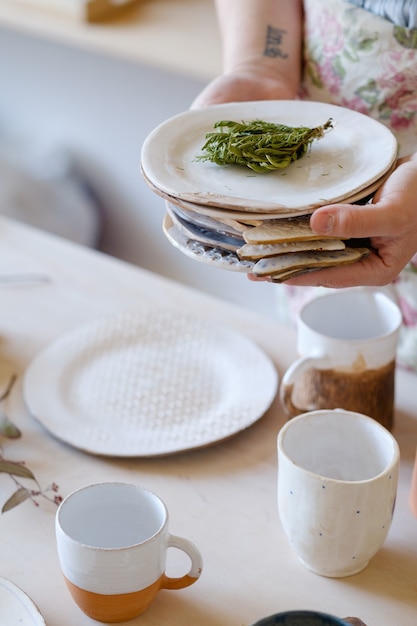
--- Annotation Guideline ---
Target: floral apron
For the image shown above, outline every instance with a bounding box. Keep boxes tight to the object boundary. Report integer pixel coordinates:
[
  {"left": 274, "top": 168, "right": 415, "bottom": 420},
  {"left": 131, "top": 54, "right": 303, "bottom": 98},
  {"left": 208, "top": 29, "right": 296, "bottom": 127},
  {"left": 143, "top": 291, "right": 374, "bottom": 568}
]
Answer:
[{"left": 277, "top": 0, "right": 417, "bottom": 370}]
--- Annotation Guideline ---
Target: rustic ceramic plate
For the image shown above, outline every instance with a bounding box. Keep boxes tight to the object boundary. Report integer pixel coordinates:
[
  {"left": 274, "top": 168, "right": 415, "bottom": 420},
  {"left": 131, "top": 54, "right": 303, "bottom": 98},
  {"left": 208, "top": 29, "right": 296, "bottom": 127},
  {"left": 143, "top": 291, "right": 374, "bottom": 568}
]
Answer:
[
  {"left": 158, "top": 159, "right": 395, "bottom": 220},
  {"left": 0, "top": 577, "right": 46, "bottom": 626},
  {"left": 141, "top": 100, "right": 397, "bottom": 212},
  {"left": 163, "top": 213, "right": 254, "bottom": 273},
  {"left": 166, "top": 204, "right": 244, "bottom": 251}
]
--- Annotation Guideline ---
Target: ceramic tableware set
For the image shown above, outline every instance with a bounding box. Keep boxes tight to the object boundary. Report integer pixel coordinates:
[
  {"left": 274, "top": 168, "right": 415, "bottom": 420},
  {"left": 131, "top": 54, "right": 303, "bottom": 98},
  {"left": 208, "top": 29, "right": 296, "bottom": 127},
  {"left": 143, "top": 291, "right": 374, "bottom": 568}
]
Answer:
[
  {"left": 5, "top": 101, "right": 404, "bottom": 625},
  {"left": 16, "top": 304, "right": 401, "bottom": 626},
  {"left": 52, "top": 406, "right": 395, "bottom": 623},
  {"left": 140, "top": 100, "right": 398, "bottom": 280}
]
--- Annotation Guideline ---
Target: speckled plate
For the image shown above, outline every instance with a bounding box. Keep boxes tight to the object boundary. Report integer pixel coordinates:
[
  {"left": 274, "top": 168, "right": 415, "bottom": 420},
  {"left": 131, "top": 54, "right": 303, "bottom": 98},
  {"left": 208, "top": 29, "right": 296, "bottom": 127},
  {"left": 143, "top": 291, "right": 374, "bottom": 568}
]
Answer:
[
  {"left": 144, "top": 161, "right": 395, "bottom": 220},
  {"left": 23, "top": 309, "right": 277, "bottom": 456},
  {"left": 141, "top": 100, "right": 398, "bottom": 213},
  {"left": 163, "top": 213, "right": 254, "bottom": 273},
  {"left": 166, "top": 203, "right": 244, "bottom": 251},
  {"left": 0, "top": 577, "right": 46, "bottom": 626}
]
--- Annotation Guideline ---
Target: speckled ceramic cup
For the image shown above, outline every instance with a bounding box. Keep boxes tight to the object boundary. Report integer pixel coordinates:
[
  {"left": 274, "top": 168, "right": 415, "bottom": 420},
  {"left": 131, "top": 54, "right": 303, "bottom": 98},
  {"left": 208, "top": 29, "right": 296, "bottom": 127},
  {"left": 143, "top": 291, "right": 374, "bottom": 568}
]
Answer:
[
  {"left": 55, "top": 482, "right": 202, "bottom": 623},
  {"left": 277, "top": 409, "right": 399, "bottom": 578}
]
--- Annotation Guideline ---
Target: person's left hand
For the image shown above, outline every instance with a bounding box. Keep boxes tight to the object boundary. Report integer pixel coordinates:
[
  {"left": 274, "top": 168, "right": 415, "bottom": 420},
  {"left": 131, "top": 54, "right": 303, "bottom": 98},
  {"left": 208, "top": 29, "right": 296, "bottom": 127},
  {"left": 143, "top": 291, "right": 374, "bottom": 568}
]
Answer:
[{"left": 250, "top": 153, "right": 417, "bottom": 288}]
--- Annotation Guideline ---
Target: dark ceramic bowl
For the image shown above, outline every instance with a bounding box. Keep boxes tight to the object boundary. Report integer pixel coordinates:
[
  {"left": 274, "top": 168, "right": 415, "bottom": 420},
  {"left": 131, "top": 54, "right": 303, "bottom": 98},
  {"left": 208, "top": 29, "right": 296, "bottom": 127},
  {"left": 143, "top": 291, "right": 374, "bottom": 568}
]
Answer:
[{"left": 249, "top": 611, "right": 349, "bottom": 626}]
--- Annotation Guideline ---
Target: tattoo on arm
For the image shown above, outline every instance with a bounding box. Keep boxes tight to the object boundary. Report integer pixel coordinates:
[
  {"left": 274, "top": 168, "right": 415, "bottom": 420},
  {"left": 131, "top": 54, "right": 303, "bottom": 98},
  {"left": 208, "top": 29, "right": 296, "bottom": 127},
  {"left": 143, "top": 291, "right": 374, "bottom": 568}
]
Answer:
[{"left": 264, "top": 24, "right": 289, "bottom": 59}]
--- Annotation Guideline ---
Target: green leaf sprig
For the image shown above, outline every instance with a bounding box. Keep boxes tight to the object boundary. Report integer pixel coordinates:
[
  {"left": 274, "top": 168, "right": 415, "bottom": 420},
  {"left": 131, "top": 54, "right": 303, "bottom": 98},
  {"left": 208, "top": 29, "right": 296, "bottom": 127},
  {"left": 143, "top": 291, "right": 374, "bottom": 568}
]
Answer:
[
  {"left": 0, "top": 375, "right": 62, "bottom": 513},
  {"left": 196, "top": 118, "right": 334, "bottom": 172}
]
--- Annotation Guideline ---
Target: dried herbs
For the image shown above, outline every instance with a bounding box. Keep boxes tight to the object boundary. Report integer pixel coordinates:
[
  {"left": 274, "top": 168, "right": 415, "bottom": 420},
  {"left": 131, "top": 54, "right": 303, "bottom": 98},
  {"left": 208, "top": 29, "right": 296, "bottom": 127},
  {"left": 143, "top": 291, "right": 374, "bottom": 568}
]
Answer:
[
  {"left": 196, "top": 118, "right": 333, "bottom": 172},
  {"left": 0, "top": 374, "right": 62, "bottom": 513}
]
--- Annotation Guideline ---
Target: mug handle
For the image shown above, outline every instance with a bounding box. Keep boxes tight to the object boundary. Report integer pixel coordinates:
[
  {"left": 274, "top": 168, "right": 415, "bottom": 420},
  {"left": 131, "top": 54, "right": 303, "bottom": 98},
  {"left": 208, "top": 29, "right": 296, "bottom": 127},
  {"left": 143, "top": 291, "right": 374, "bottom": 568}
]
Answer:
[
  {"left": 279, "top": 354, "right": 331, "bottom": 417},
  {"left": 160, "top": 534, "right": 203, "bottom": 590}
]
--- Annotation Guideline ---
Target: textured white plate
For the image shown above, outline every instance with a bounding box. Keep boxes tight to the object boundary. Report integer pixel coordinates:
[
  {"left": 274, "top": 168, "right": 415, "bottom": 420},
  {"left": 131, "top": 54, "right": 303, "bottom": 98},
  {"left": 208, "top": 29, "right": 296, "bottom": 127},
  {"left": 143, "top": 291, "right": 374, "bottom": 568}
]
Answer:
[
  {"left": 23, "top": 309, "right": 277, "bottom": 456},
  {"left": 0, "top": 577, "right": 46, "bottom": 626},
  {"left": 141, "top": 100, "right": 398, "bottom": 212}
]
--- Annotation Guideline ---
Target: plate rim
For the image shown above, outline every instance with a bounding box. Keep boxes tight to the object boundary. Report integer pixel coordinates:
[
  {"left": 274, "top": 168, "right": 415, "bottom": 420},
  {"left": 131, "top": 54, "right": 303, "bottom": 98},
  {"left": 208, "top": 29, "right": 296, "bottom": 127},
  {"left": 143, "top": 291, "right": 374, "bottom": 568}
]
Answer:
[
  {"left": 0, "top": 576, "right": 46, "bottom": 626},
  {"left": 161, "top": 158, "right": 396, "bottom": 220}
]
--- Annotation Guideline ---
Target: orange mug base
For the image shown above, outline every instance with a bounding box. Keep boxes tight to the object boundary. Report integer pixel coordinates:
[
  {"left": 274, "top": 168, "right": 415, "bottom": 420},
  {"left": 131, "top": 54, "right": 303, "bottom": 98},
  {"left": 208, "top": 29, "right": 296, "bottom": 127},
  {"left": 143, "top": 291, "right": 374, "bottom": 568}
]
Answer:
[{"left": 64, "top": 576, "right": 161, "bottom": 623}]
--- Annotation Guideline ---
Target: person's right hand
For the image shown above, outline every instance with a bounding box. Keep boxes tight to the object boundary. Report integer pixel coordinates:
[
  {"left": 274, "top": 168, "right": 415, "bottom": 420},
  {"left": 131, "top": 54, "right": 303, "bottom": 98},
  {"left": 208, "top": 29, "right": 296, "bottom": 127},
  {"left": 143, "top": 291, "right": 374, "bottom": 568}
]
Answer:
[{"left": 191, "top": 70, "right": 297, "bottom": 109}]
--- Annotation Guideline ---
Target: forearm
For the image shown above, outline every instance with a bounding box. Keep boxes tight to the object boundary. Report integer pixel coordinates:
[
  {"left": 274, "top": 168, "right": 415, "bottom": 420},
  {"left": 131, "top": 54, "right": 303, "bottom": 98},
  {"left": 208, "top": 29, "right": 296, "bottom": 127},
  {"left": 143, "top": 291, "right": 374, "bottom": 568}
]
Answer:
[{"left": 215, "top": 0, "right": 303, "bottom": 95}]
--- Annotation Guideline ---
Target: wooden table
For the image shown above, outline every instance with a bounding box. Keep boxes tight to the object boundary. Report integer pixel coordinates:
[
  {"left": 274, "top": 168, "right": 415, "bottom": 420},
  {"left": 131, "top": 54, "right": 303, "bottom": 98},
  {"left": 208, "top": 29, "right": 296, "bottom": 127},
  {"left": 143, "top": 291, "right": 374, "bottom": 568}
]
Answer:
[{"left": 0, "top": 216, "right": 416, "bottom": 626}]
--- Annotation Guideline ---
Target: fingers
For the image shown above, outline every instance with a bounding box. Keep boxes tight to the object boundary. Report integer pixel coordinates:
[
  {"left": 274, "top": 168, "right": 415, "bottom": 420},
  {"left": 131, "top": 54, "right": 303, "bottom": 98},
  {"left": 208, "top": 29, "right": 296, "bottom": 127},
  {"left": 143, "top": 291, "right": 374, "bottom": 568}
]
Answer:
[
  {"left": 311, "top": 155, "right": 417, "bottom": 240},
  {"left": 249, "top": 156, "right": 417, "bottom": 288},
  {"left": 310, "top": 200, "right": 401, "bottom": 240}
]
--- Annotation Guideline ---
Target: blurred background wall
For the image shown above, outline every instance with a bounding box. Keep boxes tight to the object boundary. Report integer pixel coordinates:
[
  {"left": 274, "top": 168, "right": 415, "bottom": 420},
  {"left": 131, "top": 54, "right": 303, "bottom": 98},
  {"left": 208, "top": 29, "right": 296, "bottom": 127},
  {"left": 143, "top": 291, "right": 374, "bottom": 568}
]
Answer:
[{"left": 0, "top": 8, "right": 279, "bottom": 318}]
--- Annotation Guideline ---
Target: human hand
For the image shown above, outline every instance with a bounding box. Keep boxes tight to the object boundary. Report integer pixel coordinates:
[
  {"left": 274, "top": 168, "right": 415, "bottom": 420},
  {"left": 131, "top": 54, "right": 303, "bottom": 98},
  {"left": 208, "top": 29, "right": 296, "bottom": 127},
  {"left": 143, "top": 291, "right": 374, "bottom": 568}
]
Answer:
[
  {"left": 276, "top": 153, "right": 417, "bottom": 288},
  {"left": 191, "top": 70, "right": 297, "bottom": 109}
]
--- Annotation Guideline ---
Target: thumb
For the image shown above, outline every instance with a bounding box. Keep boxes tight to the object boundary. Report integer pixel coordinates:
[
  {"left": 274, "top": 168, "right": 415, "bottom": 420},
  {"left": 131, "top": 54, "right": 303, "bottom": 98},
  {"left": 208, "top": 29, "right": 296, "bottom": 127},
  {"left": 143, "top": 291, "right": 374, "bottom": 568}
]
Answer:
[{"left": 310, "top": 202, "right": 393, "bottom": 239}]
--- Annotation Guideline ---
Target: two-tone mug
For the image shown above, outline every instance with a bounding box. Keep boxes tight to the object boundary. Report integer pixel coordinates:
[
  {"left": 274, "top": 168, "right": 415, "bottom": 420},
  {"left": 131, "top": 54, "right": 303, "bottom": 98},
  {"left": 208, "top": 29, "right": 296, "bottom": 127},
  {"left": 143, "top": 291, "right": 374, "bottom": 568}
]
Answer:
[{"left": 55, "top": 482, "right": 202, "bottom": 623}]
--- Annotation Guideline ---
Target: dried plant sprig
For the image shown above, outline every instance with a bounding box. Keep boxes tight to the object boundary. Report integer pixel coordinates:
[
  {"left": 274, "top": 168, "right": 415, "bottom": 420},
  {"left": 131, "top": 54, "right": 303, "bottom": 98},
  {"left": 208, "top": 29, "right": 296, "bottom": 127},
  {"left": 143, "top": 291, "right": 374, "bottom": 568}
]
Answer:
[
  {"left": 196, "top": 118, "right": 334, "bottom": 172},
  {"left": 0, "top": 374, "right": 62, "bottom": 513},
  {"left": 0, "top": 375, "right": 21, "bottom": 438},
  {"left": 1, "top": 465, "right": 62, "bottom": 513}
]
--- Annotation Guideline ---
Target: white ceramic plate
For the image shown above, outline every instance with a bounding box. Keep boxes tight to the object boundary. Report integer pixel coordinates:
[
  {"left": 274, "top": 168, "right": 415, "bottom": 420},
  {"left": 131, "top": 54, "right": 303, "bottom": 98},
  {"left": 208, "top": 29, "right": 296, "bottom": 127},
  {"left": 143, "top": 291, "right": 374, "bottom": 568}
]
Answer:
[
  {"left": 163, "top": 213, "right": 254, "bottom": 273},
  {"left": 23, "top": 309, "right": 277, "bottom": 456},
  {"left": 162, "top": 160, "right": 395, "bottom": 220},
  {"left": 141, "top": 100, "right": 398, "bottom": 212},
  {"left": 166, "top": 204, "right": 244, "bottom": 251},
  {"left": 169, "top": 202, "right": 246, "bottom": 237},
  {"left": 0, "top": 577, "right": 46, "bottom": 626}
]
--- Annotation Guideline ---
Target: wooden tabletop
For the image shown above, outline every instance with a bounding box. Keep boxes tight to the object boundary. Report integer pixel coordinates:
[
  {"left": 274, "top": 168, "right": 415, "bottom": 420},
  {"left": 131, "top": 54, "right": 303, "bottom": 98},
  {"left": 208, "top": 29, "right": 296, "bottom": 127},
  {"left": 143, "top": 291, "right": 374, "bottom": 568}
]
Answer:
[{"left": 0, "top": 216, "right": 416, "bottom": 626}]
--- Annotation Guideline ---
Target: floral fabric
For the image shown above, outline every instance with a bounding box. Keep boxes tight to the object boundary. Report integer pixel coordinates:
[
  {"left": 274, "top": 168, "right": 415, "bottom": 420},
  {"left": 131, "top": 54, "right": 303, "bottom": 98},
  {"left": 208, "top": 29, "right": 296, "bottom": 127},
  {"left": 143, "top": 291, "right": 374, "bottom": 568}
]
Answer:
[
  {"left": 301, "top": 0, "right": 417, "bottom": 157},
  {"left": 276, "top": 0, "right": 417, "bottom": 371}
]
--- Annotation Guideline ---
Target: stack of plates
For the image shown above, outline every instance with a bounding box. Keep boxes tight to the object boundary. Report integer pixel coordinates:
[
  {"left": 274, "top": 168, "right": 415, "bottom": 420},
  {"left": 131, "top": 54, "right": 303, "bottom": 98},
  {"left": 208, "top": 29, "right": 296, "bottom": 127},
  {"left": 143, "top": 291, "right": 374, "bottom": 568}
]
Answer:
[{"left": 141, "top": 100, "right": 398, "bottom": 280}]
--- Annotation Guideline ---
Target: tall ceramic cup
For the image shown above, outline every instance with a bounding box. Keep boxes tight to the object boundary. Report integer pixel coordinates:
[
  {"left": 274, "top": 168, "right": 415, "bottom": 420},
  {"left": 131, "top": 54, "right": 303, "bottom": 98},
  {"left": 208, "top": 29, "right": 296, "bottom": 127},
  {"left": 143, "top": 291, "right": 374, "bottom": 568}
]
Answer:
[
  {"left": 279, "top": 288, "right": 402, "bottom": 430},
  {"left": 277, "top": 409, "right": 399, "bottom": 578},
  {"left": 55, "top": 482, "right": 203, "bottom": 623}
]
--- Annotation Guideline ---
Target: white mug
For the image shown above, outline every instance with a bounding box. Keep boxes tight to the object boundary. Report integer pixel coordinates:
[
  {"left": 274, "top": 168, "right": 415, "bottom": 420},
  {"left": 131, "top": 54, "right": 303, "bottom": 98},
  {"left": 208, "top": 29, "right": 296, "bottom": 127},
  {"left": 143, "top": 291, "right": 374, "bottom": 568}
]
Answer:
[
  {"left": 55, "top": 482, "right": 203, "bottom": 623},
  {"left": 277, "top": 409, "right": 399, "bottom": 578},
  {"left": 279, "top": 288, "right": 402, "bottom": 430}
]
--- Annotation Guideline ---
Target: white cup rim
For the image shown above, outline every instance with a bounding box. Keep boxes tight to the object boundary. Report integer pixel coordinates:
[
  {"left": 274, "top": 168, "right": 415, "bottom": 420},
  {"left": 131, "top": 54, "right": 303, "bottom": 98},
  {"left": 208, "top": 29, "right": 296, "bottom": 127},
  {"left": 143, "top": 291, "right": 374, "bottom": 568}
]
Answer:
[
  {"left": 56, "top": 482, "right": 168, "bottom": 550},
  {"left": 277, "top": 409, "right": 400, "bottom": 484},
  {"left": 299, "top": 288, "right": 402, "bottom": 342}
]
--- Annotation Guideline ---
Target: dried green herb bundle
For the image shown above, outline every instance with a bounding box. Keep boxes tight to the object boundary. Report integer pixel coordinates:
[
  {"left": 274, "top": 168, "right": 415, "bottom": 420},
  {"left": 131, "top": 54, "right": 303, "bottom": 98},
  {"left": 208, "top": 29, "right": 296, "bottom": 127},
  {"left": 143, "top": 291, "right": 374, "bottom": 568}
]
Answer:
[{"left": 196, "top": 118, "right": 333, "bottom": 172}]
